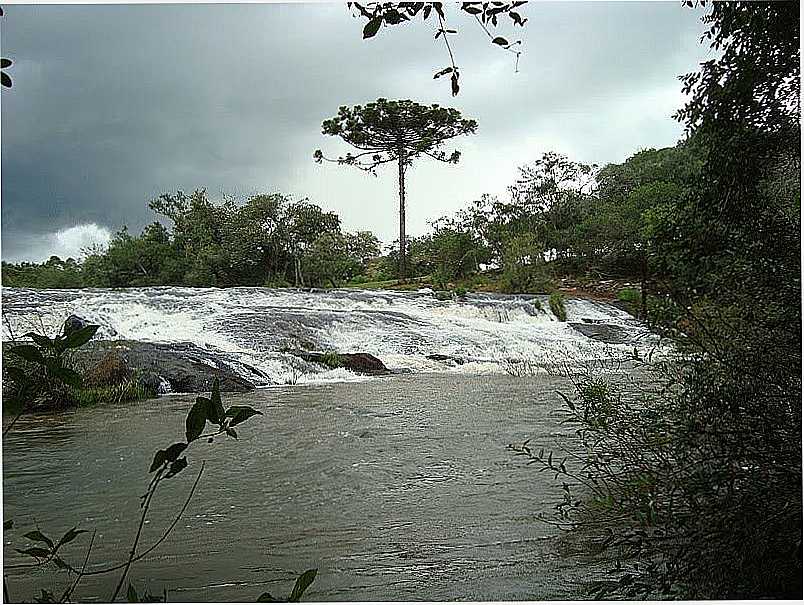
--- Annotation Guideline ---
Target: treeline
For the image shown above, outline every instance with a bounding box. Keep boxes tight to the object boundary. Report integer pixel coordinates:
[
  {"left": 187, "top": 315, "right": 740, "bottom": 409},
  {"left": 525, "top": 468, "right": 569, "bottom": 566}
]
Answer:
[
  {"left": 3, "top": 193, "right": 384, "bottom": 289},
  {"left": 3, "top": 144, "right": 706, "bottom": 296},
  {"left": 402, "top": 143, "right": 702, "bottom": 298},
  {"left": 516, "top": 2, "right": 800, "bottom": 599}
]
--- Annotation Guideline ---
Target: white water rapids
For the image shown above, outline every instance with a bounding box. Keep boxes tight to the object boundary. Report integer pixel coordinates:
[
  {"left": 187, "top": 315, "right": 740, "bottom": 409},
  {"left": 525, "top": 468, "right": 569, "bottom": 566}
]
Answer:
[{"left": 1, "top": 286, "right": 658, "bottom": 385}]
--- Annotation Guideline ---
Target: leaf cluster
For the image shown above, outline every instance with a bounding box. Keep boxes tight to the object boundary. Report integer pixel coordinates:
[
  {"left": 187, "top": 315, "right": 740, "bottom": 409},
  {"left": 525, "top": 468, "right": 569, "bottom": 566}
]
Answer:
[{"left": 348, "top": 2, "right": 527, "bottom": 95}]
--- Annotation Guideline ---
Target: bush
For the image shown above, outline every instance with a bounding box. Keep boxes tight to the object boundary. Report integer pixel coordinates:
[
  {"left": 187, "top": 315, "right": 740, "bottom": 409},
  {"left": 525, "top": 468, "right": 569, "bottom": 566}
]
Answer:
[
  {"left": 617, "top": 287, "right": 641, "bottom": 303},
  {"left": 319, "top": 351, "right": 343, "bottom": 369},
  {"left": 549, "top": 292, "right": 567, "bottom": 321}
]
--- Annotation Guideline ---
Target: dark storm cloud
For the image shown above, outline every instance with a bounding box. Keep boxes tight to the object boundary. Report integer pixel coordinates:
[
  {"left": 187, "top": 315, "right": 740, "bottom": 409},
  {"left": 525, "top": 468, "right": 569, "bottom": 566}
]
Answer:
[{"left": 1, "top": 2, "right": 708, "bottom": 261}]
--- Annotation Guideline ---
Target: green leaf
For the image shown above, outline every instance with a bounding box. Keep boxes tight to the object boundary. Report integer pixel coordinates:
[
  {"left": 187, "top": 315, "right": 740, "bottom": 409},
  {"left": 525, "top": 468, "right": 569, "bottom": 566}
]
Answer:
[
  {"left": 1, "top": 72, "right": 12, "bottom": 88},
  {"left": 61, "top": 324, "right": 99, "bottom": 350},
  {"left": 127, "top": 583, "right": 139, "bottom": 603},
  {"left": 0, "top": 58, "right": 11, "bottom": 68},
  {"left": 50, "top": 366, "right": 83, "bottom": 388},
  {"left": 17, "top": 547, "right": 51, "bottom": 559},
  {"left": 149, "top": 449, "right": 168, "bottom": 473},
  {"left": 491, "top": 36, "right": 509, "bottom": 46},
  {"left": 451, "top": 72, "right": 460, "bottom": 96},
  {"left": 256, "top": 593, "right": 280, "bottom": 603},
  {"left": 165, "top": 457, "right": 188, "bottom": 479},
  {"left": 186, "top": 399, "right": 208, "bottom": 442},
  {"left": 164, "top": 442, "right": 188, "bottom": 462},
  {"left": 57, "top": 527, "right": 88, "bottom": 547},
  {"left": 23, "top": 332, "right": 55, "bottom": 349},
  {"left": 23, "top": 530, "right": 54, "bottom": 548},
  {"left": 362, "top": 17, "right": 382, "bottom": 39},
  {"left": 225, "top": 427, "right": 238, "bottom": 440},
  {"left": 288, "top": 569, "right": 317, "bottom": 602},
  {"left": 195, "top": 396, "right": 213, "bottom": 423},
  {"left": 225, "top": 405, "right": 263, "bottom": 427},
  {"left": 210, "top": 379, "right": 225, "bottom": 424},
  {"left": 53, "top": 556, "right": 70, "bottom": 570},
  {"left": 9, "top": 345, "right": 44, "bottom": 364}
]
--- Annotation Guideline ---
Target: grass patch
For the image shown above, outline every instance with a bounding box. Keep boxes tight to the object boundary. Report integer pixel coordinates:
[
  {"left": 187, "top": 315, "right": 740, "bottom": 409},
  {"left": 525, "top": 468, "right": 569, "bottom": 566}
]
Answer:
[
  {"left": 549, "top": 291, "right": 567, "bottom": 322},
  {"left": 319, "top": 352, "right": 344, "bottom": 369},
  {"left": 71, "top": 378, "right": 156, "bottom": 406},
  {"left": 617, "top": 287, "right": 641, "bottom": 303}
]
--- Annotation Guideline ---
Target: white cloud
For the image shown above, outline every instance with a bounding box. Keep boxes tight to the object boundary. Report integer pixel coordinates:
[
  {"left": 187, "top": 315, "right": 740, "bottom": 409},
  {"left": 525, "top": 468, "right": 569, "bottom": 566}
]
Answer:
[{"left": 3, "top": 223, "right": 111, "bottom": 263}]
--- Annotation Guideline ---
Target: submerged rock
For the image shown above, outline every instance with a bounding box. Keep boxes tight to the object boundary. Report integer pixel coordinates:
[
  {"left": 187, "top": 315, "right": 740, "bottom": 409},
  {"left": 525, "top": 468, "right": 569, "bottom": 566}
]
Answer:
[
  {"left": 569, "top": 322, "right": 630, "bottom": 344},
  {"left": 288, "top": 351, "right": 391, "bottom": 375},
  {"left": 426, "top": 353, "right": 466, "bottom": 365},
  {"left": 63, "top": 314, "right": 91, "bottom": 335},
  {"left": 70, "top": 340, "right": 256, "bottom": 393}
]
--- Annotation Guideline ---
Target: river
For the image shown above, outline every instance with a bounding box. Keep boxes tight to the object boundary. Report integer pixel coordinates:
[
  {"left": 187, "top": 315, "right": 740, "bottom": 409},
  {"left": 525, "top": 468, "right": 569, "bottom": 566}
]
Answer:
[{"left": 2, "top": 287, "right": 651, "bottom": 601}]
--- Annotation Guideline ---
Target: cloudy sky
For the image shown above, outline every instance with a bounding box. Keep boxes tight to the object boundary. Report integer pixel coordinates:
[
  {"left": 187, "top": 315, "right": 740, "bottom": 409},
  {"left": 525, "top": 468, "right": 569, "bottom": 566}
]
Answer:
[{"left": 1, "top": 1, "right": 710, "bottom": 262}]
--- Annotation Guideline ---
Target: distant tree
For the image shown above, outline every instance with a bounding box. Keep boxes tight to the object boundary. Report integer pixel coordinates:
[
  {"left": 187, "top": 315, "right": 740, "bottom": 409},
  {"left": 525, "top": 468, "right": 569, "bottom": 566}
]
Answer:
[
  {"left": 315, "top": 98, "right": 477, "bottom": 277},
  {"left": 281, "top": 200, "right": 341, "bottom": 287}
]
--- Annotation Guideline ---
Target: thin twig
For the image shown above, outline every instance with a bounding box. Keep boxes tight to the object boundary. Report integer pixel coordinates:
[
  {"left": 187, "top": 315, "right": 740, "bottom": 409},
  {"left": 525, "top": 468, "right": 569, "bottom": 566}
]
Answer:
[
  {"left": 3, "top": 406, "right": 28, "bottom": 437},
  {"left": 436, "top": 11, "right": 457, "bottom": 72},
  {"left": 60, "top": 529, "right": 96, "bottom": 603},
  {"left": 110, "top": 466, "right": 165, "bottom": 602}
]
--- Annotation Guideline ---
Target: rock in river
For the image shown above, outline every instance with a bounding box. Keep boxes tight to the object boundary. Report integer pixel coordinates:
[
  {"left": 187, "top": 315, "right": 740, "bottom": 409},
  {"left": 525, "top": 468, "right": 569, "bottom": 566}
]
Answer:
[{"left": 569, "top": 322, "right": 630, "bottom": 344}]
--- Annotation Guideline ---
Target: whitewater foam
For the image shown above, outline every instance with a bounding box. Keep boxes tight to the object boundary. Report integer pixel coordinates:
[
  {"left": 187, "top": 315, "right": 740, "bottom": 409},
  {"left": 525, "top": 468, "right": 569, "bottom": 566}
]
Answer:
[{"left": 2, "top": 286, "right": 660, "bottom": 384}]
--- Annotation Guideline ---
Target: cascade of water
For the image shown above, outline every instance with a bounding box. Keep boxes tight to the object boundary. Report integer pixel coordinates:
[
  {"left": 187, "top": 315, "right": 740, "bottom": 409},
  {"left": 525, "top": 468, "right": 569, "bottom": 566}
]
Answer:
[{"left": 1, "top": 287, "right": 658, "bottom": 384}]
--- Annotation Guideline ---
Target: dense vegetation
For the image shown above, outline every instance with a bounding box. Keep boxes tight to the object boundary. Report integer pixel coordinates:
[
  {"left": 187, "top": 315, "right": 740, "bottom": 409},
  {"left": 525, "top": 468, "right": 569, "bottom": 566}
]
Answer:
[
  {"left": 2, "top": 142, "right": 704, "bottom": 301},
  {"left": 515, "top": 1, "right": 801, "bottom": 599},
  {"left": 3, "top": 193, "right": 383, "bottom": 289},
  {"left": 1, "top": 1, "right": 799, "bottom": 601}
]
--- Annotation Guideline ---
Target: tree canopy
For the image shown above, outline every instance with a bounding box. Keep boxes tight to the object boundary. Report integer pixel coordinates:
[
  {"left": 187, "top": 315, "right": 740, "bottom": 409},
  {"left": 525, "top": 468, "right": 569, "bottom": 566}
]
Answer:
[{"left": 314, "top": 99, "right": 477, "bottom": 171}]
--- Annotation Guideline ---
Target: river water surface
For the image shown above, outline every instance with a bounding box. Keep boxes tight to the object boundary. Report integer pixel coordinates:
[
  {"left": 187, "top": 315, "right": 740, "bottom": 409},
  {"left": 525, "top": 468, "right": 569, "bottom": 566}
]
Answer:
[
  {"left": 2, "top": 287, "right": 645, "bottom": 601},
  {"left": 3, "top": 374, "right": 613, "bottom": 602}
]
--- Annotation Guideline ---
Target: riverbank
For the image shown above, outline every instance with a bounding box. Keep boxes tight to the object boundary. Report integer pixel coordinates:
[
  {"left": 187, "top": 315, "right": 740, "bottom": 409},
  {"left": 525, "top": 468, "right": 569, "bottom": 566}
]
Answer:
[{"left": 344, "top": 271, "right": 642, "bottom": 307}]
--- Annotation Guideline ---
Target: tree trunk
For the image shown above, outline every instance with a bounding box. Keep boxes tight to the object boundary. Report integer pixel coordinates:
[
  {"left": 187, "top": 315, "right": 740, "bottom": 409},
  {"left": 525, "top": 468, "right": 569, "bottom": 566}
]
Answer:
[{"left": 397, "top": 152, "right": 407, "bottom": 279}]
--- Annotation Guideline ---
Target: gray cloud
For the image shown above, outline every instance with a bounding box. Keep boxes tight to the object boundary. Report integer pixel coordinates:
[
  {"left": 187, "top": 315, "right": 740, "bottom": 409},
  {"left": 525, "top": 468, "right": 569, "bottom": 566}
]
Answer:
[{"left": 1, "top": 2, "right": 709, "bottom": 261}]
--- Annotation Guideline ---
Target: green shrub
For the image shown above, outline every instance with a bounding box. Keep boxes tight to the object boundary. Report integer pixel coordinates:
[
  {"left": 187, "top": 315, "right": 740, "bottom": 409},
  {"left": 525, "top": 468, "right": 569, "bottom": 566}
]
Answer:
[
  {"left": 531, "top": 298, "right": 543, "bottom": 312},
  {"left": 263, "top": 276, "right": 291, "bottom": 288},
  {"left": 319, "top": 351, "right": 343, "bottom": 369},
  {"left": 617, "top": 287, "right": 641, "bottom": 303},
  {"left": 548, "top": 292, "right": 567, "bottom": 321},
  {"left": 454, "top": 286, "right": 468, "bottom": 299}
]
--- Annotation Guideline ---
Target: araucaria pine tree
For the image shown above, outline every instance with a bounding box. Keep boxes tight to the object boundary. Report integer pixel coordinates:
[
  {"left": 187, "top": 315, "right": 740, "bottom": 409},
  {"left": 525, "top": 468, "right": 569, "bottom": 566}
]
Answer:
[{"left": 314, "top": 98, "right": 477, "bottom": 277}]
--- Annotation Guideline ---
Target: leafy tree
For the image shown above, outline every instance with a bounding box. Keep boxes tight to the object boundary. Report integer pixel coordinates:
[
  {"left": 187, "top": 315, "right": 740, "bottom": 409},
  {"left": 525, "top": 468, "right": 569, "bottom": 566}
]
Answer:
[
  {"left": 315, "top": 98, "right": 477, "bottom": 277},
  {"left": 508, "top": 151, "right": 598, "bottom": 264},
  {"left": 519, "top": 3, "right": 801, "bottom": 600},
  {"left": 303, "top": 233, "right": 361, "bottom": 288}
]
